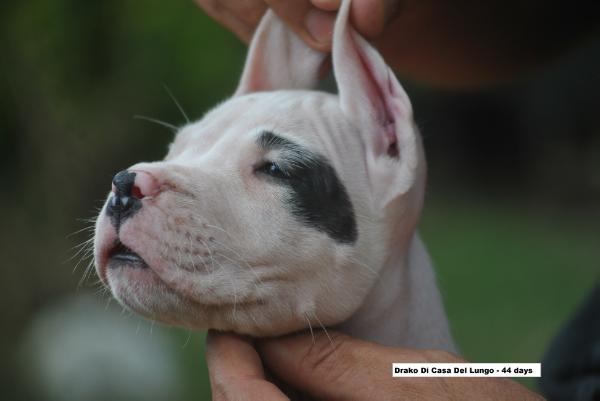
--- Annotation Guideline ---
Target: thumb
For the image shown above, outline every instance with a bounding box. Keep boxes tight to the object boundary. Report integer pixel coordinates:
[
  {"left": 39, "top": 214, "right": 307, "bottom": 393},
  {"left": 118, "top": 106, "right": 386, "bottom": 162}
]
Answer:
[
  {"left": 205, "top": 331, "right": 288, "bottom": 401},
  {"left": 265, "top": 0, "right": 336, "bottom": 52},
  {"left": 258, "top": 329, "right": 411, "bottom": 400}
]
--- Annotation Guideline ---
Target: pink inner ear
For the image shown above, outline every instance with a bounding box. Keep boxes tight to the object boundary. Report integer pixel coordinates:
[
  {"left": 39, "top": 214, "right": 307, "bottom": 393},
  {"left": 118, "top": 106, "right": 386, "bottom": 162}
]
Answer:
[
  {"left": 353, "top": 33, "right": 399, "bottom": 157},
  {"left": 332, "top": 0, "right": 413, "bottom": 158}
]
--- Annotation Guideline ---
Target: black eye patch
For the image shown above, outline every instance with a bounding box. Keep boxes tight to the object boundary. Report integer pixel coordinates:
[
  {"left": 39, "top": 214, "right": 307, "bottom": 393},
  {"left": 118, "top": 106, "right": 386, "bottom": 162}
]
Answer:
[{"left": 256, "top": 131, "right": 358, "bottom": 244}]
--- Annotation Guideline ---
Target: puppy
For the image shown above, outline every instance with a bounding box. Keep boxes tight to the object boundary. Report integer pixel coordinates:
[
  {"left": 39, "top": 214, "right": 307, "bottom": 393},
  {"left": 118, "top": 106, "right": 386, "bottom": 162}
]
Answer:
[{"left": 94, "top": 0, "right": 455, "bottom": 351}]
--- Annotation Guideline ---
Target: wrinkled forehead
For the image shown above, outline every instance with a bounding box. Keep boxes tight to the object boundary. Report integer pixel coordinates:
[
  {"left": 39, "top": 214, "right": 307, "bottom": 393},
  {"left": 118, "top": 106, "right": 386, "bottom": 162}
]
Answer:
[{"left": 168, "top": 91, "right": 349, "bottom": 158}]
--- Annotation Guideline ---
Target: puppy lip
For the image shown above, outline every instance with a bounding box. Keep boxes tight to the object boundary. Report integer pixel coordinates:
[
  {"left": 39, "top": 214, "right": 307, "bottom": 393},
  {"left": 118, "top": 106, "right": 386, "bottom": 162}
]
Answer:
[
  {"left": 100, "top": 231, "right": 266, "bottom": 309},
  {"left": 96, "top": 229, "right": 116, "bottom": 285},
  {"left": 107, "top": 241, "right": 148, "bottom": 269},
  {"left": 97, "top": 235, "right": 147, "bottom": 285},
  {"left": 101, "top": 246, "right": 269, "bottom": 316}
]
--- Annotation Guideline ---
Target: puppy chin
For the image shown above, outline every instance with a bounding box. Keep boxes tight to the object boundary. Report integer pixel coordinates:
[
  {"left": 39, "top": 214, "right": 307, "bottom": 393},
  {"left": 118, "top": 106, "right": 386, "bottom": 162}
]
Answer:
[
  {"left": 107, "top": 272, "right": 311, "bottom": 336},
  {"left": 107, "top": 267, "right": 191, "bottom": 323}
]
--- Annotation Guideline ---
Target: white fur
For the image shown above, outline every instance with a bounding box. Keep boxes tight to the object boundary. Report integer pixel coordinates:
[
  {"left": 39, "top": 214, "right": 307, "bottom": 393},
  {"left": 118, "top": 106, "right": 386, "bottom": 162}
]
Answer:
[{"left": 94, "top": 0, "right": 455, "bottom": 351}]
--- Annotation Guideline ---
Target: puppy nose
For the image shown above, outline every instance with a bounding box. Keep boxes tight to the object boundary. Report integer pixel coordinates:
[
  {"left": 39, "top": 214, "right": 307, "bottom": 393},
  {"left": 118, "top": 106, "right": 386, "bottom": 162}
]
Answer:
[
  {"left": 111, "top": 170, "right": 138, "bottom": 209},
  {"left": 111, "top": 170, "right": 160, "bottom": 200},
  {"left": 107, "top": 170, "right": 159, "bottom": 226},
  {"left": 128, "top": 170, "right": 161, "bottom": 198}
]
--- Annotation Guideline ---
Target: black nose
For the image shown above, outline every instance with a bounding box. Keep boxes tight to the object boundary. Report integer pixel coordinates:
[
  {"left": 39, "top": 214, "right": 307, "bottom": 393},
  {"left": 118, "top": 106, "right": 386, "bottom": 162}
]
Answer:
[
  {"left": 112, "top": 170, "right": 137, "bottom": 198},
  {"left": 106, "top": 170, "right": 142, "bottom": 228}
]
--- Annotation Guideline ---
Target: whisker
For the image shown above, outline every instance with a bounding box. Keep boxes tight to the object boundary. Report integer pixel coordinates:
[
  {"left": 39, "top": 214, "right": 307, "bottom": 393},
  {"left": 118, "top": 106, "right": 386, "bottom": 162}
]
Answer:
[
  {"left": 66, "top": 225, "right": 96, "bottom": 238},
  {"left": 76, "top": 216, "right": 100, "bottom": 224},
  {"left": 248, "top": 310, "right": 260, "bottom": 329},
  {"left": 78, "top": 258, "right": 96, "bottom": 288},
  {"left": 213, "top": 251, "right": 265, "bottom": 301},
  {"left": 67, "top": 236, "right": 94, "bottom": 253},
  {"left": 66, "top": 240, "right": 94, "bottom": 265},
  {"left": 196, "top": 236, "right": 216, "bottom": 274},
  {"left": 304, "top": 313, "right": 316, "bottom": 345},
  {"left": 133, "top": 115, "right": 178, "bottom": 132},
  {"left": 186, "top": 236, "right": 199, "bottom": 272},
  {"left": 72, "top": 247, "right": 94, "bottom": 275},
  {"left": 353, "top": 212, "right": 378, "bottom": 224},
  {"left": 312, "top": 313, "right": 333, "bottom": 347},
  {"left": 347, "top": 256, "right": 378, "bottom": 278},
  {"left": 163, "top": 83, "right": 190, "bottom": 123},
  {"left": 213, "top": 258, "right": 238, "bottom": 319},
  {"left": 203, "top": 224, "right": 238, "bottom": 241},
  {"left": 212, "top": 249, "right": 264, "bottom": 287}
]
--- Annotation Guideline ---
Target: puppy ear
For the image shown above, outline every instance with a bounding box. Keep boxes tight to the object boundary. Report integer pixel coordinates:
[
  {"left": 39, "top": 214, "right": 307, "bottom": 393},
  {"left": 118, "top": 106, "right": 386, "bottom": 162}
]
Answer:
[
  {"left": 332, "top": 0, "right": 419, "bottom": 208},
  {"left": 235, "top": 10, "right": 326, "bottom": 96}
]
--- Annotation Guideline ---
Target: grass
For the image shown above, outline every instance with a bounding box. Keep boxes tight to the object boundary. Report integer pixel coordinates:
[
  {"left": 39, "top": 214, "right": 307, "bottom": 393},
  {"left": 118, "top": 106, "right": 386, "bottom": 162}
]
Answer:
[{"left": 420, "top": 197, "right": 599, "bottom": 388}]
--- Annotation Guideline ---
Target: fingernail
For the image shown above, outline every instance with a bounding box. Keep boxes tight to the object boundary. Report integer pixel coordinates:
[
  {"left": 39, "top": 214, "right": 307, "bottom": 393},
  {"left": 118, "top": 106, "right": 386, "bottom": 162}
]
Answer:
[{"left": 305, "top": 8, "right": 335, "bottom": 45}]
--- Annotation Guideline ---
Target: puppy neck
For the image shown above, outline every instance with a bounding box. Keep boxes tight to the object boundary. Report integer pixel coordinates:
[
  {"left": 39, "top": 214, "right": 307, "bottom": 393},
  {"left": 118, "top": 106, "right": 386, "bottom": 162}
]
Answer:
[{"left": 337, "top": 233, "right": 456, "bottom": 352}]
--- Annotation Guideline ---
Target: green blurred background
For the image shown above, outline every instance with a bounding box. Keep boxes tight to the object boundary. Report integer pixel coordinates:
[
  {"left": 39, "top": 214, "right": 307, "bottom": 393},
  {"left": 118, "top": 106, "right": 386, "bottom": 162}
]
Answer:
[{"left": 1, "top": 1, "right": 598, "bottom": 400}]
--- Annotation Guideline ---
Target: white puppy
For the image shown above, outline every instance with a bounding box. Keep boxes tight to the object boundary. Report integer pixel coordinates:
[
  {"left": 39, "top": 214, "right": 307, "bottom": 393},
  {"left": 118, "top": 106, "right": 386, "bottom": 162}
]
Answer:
[{"left": 94, "top": 0, "right": 455, "bottom": 352}]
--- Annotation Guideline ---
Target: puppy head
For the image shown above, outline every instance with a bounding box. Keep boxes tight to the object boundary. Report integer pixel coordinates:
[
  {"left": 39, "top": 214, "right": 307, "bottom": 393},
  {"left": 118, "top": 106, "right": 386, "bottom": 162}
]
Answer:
[{"left": 94, "top": 0, "right": 424, "bottom": 335}]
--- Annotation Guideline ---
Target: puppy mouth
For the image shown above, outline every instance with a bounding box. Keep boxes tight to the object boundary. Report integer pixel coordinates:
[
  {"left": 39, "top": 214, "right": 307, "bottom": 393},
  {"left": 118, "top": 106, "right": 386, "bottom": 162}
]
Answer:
[{"left": 107, "top": 241, "right": 148, "bottom": 269}]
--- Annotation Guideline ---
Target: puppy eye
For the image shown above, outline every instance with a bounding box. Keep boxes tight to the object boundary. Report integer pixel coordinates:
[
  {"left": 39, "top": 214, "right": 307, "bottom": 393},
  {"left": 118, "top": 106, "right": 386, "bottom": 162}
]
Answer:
[{"left": 256, "top": 161, "right": 288, "bottom": 179}]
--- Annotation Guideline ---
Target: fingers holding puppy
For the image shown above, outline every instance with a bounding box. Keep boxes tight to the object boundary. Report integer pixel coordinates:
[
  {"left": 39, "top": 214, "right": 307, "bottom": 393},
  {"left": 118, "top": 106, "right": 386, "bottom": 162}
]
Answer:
[
  {"left": 205, "top": 330, "right": 288, "bottom": 401},
  {"left": 195, "top": 0, "right": 399, "bottom": 51}
]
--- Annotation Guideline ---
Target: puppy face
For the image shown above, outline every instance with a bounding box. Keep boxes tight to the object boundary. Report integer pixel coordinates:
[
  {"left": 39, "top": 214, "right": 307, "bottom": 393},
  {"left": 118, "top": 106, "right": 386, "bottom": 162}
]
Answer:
[
  {"left": 94, "top": 1, "right": 424, "bottom": 336},
  {"left": 96, "top": 92, "right": 380, "bottom": 334}
]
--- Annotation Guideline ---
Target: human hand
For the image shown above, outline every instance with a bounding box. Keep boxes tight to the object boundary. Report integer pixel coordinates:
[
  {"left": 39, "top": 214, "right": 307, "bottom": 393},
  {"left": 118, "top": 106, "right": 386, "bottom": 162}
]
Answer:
[
  {"left": 194, "top": 0, "right": 397, "bottom": 53},
  {"left": 195, "top": 0, "right": 595, "bottom": 87},
  {"left": 206, "top": 329, "right": 545, "bottom": 400}
]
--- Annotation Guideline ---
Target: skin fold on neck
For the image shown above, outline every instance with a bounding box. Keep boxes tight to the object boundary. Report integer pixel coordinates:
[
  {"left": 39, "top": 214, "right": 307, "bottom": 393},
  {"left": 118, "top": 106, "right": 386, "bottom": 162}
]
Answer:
[{"left": 337, "top": 233, "right": 456, "bottom": 353}]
